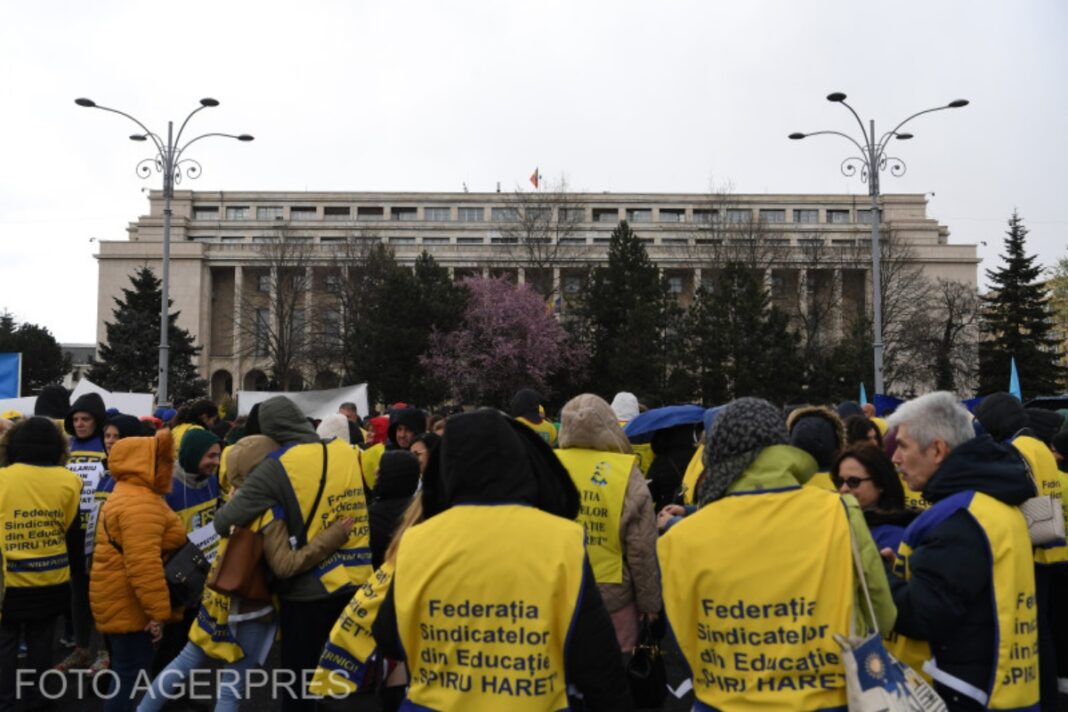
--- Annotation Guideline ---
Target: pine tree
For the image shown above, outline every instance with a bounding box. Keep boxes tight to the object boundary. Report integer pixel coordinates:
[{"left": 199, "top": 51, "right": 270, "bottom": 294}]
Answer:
[
  {"left": 0, "top": 311, "right": 70, "bottom": 394},
  {"left": 89, "top": 267, "right": 206, "bottom": 404},
  {"left": 978, "top": 211, "right": 1065, "bottom": 396},
  {"left": 568, "top": 221, "right": 673, "bottom": 403}
]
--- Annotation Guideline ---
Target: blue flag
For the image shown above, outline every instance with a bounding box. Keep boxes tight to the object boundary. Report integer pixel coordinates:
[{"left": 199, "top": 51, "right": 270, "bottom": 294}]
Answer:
[
  {"left": 1009, "top": 357, "right": 1022, "bottom": 401},
  {"left": 859, "top": 383, "right": 868, "bottom": 406},
  {"left": 0, "top": 353, "right": 21, "bottom": 398}
]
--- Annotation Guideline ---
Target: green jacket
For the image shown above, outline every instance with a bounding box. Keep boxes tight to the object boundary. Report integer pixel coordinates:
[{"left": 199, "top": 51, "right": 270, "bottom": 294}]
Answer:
[{"left": 725, "top": 444, "right": 897, "bottom": 636}]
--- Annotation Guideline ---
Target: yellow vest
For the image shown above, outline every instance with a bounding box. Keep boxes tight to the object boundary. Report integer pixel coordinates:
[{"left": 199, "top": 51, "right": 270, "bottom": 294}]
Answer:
[
  {"left": 277, "top": 439, "right": 372, "bottom": 593},
  {"left": 1013, "top": 435, "right": 1068, "bottom": 566},
  {"left": 309, "top": 561, "right": 395, "bottom": 696},
  {"left": 394, "top": 505, "right": 584, "bottom": 712},
  {"left": 894, "top": 490, "right": 1039, "bottom": 710},
  {"left": 658, "top": 486, "right": 853, "bottom": 711},
  {"left": 188, "top": 505, "right": 281, "bottom": 662},
  {"left": 681, "top": 445, "right": 703, "bottom": 505},
  {"left": 0, "top": 464, "right": 82, "bottom": 588},
  {"left": 555, "top": 449, "right": 633, "bottom": 585},
  {"left": 900, "top": 474, "right": 931, "bottom": 511},
  {"left": 804, "top": 471, "right": 837, "bottom": 492},
  {"left": 360, "top": 442, "right": 384, "bottom": 492},
  {"left": 517, "top": 417, "right": 557, "bottom": 447},
  {"left": 170, "top": 423, "right": 203, "bottom": 455},
  {"left": 631, "top": 442, "right": 655, "bottom": 477}
]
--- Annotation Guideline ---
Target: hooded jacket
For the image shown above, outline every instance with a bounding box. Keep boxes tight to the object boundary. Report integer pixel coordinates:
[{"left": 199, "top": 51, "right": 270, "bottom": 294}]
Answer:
[
  {"left": 89, "top": 430, "right": 187, "bottom": 633},
  {"left": 64, "top": 392, "right": 107, "bottom": 445},
  {"left": 386, "top": 407, "right": 426, "bottom": 448},
  {"left": 33, "top": 385, "right": 70, "bottom": 420},
  {"left": 888, "top": 434, "right": 1036, "bottom": 692},
  {"left": 558, "top": 394, "right": 661, "bottom": 616},
  {"left": 368, "top": 450, "right": 420, "bottom": 569},
  {"left": 372, "top": 410, "right": 633, "bottom": 711},
  {"left": 646, "top": 423, "right": 697, "bottom": 512},
  {"left": 786, "top": 405, "right": 846, "bottom": 472}
]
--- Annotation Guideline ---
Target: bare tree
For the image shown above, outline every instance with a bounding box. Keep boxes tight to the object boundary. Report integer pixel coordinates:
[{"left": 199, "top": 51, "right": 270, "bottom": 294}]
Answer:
[
  {"left": 497, "top": 178, "right": 588, "bottom": 297},
  {"left": 903, "top": 279, "right": 980, "bottom": 394},
  {"left": 236, "top": 223, "right": 317, "bottom": 391}
]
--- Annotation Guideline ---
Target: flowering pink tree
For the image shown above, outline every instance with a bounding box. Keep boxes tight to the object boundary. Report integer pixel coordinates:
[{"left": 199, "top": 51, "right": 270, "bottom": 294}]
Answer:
[{"left": 421, "top": 277, "right": 587, "bottom": 406}]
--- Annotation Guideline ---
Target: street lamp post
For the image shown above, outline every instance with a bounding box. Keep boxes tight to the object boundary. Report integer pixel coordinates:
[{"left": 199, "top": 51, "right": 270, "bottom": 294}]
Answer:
[
  {"left": 790, "top": 93, "right": 967, "bottom": 396},
  {"left": 75, "top": 97, "right": 253, "bottom": 407}
]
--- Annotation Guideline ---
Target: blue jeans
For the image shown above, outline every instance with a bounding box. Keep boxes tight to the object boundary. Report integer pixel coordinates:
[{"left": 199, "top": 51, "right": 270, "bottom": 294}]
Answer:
[
  {"left": 137, "top": 619, "right": 273, "bottom": 712},
  {"left": 106, "top": 631, "right": 154, "bottom": 712}
]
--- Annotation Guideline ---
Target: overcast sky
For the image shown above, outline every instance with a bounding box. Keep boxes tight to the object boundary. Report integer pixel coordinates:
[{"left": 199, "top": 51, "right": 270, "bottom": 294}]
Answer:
[{"left": 1, "top": 0, "right": 1065, "bottom": 343}]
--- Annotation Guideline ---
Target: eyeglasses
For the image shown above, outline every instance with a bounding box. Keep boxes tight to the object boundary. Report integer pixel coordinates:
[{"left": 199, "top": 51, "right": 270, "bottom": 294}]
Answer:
[{"left": 832, "top": 476, "right": 872, "bottom": 489}]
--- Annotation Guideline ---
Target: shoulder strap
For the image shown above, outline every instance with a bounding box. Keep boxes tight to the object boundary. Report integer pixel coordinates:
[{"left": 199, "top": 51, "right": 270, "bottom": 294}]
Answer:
[
  {"left": 845, "top": 501, "right": 879, "bottom": 637},
  {"left": 300, "top": 442, "right": 329, "bottom": 546},
  {"left": 101, "top": 503, "right": 123, "bottom": 555}
]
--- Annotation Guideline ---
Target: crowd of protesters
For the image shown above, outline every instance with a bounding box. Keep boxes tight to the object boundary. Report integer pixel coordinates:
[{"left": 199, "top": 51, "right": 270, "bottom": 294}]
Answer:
[{"left": 0, "top": 383, "right": 1067, "bottom": 711}]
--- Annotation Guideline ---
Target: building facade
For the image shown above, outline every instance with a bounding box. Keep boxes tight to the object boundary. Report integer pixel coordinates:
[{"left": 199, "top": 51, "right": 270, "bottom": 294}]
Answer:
[{"left": 96, "top": 190, "right": 979, "bottom": 401}]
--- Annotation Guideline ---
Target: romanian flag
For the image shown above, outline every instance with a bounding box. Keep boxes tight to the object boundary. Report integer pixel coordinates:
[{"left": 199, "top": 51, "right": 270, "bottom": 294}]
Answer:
[{"left": 529, "top": 168, "right": 540, "bottom": 189}]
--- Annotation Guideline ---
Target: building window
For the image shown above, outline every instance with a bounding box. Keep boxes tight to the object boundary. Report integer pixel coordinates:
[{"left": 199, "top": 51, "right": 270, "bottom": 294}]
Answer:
[
  {"left": 391, "top": 207, "right": 418, "bottom": 221},
  {"left": 323, "top": 273, "right": 341, "bottom": 293},
  {"left": 458, "top": 207, "right": 485, "bottom": 222},
  {"left": 659, "top": 209, "right": 684, "bottom": 223},
  {"left": 225, "top": 206, "right": 249, "bottom": 220},
  {"left": 559, "top": 208, "right": 585, "bottom": 223},
  {"left": 189, "top": 235, "right": 216, "bottom": 242},
  {"left": 256, "top": 206, "right": 283, "bottom": 220},
  {"left": 592, "top": 208, "right": 618, "bottom": 224},
  {"left": 491, "top": 237, "right": 518, "bottom": 244},
  {"left": 322, "top": 308, "right": 342, "bottom": 350},
  {"left": 626, "top": 209, "right": 652, "bottom": 223},
  {"left": 668, "top": 276, "right": 684, "bottom": 294},
  {"left": 456, "top": 236, "right": 484, "bottom": 244},
  {"left": 794, "top": 209, "right": 818, "bottom": 224},
  {"left": 693, "top": 209, "right": 718, "bottom": 224},
  {"left": 255, "top": 308, "right": 270, "bottom": 356},
  {"left": 491, "top": 207, "right": 519, "bottom": 222},
  {"left": 422, "top": 237, "right": 450, "bottom": 245},
  {"left": 320, "top": 236, "right": 345, "bottom": 244},
  {"left": 662, "top": 237, "right": 689, "bottom": 246},
  {"left": 771, "top": 274, "right": 785, "bottom": 299},
  {"left": 193, "top": 206, "right": 219, "bottom": 220},
  {"left": 760, "top": 209, "right": 785, "bottom": 223},
  {"left": 558, "top": 238, "right": 586, "bottom": 245},
  {"left": 221, "top": 236, "right": 245, "bottom": 243},
  {"left": 827, "top": 210, "right": 850, "bottom": 224},
  {"left": 388, "top": 237, "right": 416, "bottom": 245},
  {"left": 424, "top": 207, "right": 451, "bottom": 221},
  {"left": 563, "top": 276, "right": 582, "bottom": 294},
  {"left": 257, "top": 274, "right": 271, "bottom": 293},
  {"left": 357, "top": 207, "right": 384, "bottom": 220},
  {"left": 857, "top": 209, "right": 877, "bottom": 224},
  {"left": 525, "top": 207, "right": 551, "bottom": 223},
  {"left": 725, "top": 209, "right": 752, "bottom": 223},
  {"left": 291, "top": 207, "right": 317, "bottom": 221},
  {"left": 324, "top": 207, "right": 351, "bottom": 221}
]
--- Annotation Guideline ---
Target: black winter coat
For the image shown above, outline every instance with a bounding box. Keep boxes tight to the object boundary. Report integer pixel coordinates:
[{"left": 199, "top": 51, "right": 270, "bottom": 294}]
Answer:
[{"left": 888, "top": 435, "right": 1035, "bottom": 694}]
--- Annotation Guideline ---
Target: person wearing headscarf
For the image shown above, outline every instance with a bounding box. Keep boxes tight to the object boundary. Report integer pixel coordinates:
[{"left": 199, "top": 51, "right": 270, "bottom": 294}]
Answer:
[
  {"left": 368, "top": 450, "right": 421, "bottom": 569},
  {"left": 556, "top": 394, "right": 660, "bottom": 654},
  {"left": 371, "top": 410, "right": 632, "bottom": 711},
  {"left": 658, "top": 398, "right": 894, "bottom": 711}
]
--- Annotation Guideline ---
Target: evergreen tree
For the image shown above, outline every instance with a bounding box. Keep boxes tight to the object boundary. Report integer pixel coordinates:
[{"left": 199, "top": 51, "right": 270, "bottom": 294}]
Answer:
[
  {"left": 978, "top": 212, "right": 1065, "bottom": 396},
  {"left": 89, "top": 267, "right": 206, "bottom": 404},
  {"left": 686, "top": 263, "right": 799, "bottom": 404},
  {"left": 567, "top": 221, "right": 673, "bottom": 403},
  {"left": 0, "top": 312, "right": 70, "bottom": 394}
]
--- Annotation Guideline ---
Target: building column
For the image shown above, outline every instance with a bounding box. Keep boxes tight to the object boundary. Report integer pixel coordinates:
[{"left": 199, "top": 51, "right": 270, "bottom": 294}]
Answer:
[
  {"left": 693, "top": 267, "right": 702, "bottom": 295},
  {"left": 763, "top": 267, "right": 773, "bottom": 295},
  {"left": 517, "top": 267, "right": 525, "bottom": 285},
  {"left": 831, "top": 268, "right": 843, "bottom": 338},
  {"left": 481, "top": 266, "right": 490, "bottom": 279},
  {"left": 233, "top": 266, "right": 244, "bottom": 373},
  {"left": 304, "top": 266, "right": 314, "bottom": 349},
  {"left": 798, "top": 269, "right": 809, "bottom": 320}
]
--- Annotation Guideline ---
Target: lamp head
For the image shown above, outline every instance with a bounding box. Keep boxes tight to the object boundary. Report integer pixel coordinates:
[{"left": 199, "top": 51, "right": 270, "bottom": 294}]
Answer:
[
  {"left": 788, "top": 132, "right": 806, "bottom": 140},
  {"left": 948, "top": 99, "right": 969, "bottom": 108},
  {"left": 826, "top": 92, "right": 847, "bottom": 103},
  {"left": 895, "top": 132, "right": 914, "bottom": 140},
  {"left": 237, "top": 134, "right": 255, "bottom": 142},
  {"left": 129, "top": 134, "right": 148, "bottom": 141},
  {"left": 74, "top": 98, "right": 96, "bottom": 108},
  {"left": 199, "top": 98, "right": 220, "bottom": 107}
]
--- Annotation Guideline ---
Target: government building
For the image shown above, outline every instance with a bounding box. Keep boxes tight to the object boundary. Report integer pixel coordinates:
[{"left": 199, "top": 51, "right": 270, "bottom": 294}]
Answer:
[{"left": 96, "top": 190, "right": 979, "bottom": 401}]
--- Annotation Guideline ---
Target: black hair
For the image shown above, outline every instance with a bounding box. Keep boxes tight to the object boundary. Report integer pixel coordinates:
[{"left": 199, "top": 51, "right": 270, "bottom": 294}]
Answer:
[
  {"left": 2, "top": 416, "right": 69, "bottom": 467},
  {"left": 831, "top": 444, "right": 904, "bottom": 513},
  {"left": 844, "top": 414, "right": 883, "bottom": 448},
  {"left": 175, "top": 399, "right": 218, "bottom": 425}
]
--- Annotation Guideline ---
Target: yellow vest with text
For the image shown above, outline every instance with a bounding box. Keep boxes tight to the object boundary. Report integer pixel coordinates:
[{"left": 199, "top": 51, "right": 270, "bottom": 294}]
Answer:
[
  {"left": 188, "top": 505, "right": 281, "bottom": 663},
  {"left": 681, "top": 445, "right": 704, "bottom": 505},
  {"left": 555, "top": 449, "right": 632, "bottom": 584},
  {"left": 276, "top": 439, "right": 372, "bottom": 593},
  {"left": 360, "top": 442, "right": 384, "bottom": 492},
  {"left": 631, "top": 442, "right": 655, "bottom": 477},
  {"left": 0, "top": 464, "right": 82, "bottom": 588},
  {"left": 394, "top": 504, "right": 585, "bottom": 712},
  {"left": 517, "top": 416, "right": 557, "bottom": 447},
  {"left": 894, "top": 490, "right": 1039, "bottom": 711},
  {"left": 804, "top": 471, "right": 837, "bottom": 492},
  {"left": 900, "top": 474, "right": 931, "bottom": 511},
  {"left": 1013, "top": 435, "right": 1068, "bottom": 566},
  {"left": 658, "top": 486, "right": 853, "bottom": 711},
  {"left": 310, "top": 561, "right": 395, "bottom": 696}
]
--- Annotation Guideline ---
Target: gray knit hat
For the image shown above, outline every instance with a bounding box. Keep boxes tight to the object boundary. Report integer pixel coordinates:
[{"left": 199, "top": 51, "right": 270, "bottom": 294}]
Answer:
[{"left": 698, "top": 397, "right": 787, "bottom": 505}]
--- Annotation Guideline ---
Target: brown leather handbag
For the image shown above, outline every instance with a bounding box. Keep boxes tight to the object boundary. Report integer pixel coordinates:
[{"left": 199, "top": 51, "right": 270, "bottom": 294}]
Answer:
[{"left": 206, "top": 526, "right": 271, "bottom": 603}]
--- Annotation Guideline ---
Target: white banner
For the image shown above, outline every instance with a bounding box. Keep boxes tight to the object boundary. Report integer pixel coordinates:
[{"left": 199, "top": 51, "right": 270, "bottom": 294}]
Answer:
[
  {"left": 237, "top": 383, "right": 369, "bottom": 421},
  {"left": 0, "top": 396, "right": 38, "bottom": 417},
  {"left": 0, "top": 379, "right": 155, "bottom": 418}
]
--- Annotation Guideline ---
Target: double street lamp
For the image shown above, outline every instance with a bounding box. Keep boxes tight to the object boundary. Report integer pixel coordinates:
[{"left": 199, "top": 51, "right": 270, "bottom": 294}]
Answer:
[
  {"left": 789, "top": 93, "right": 967, "bottom": 396},
  {"left": 75, "top": 97, "right": 253, "bottom": 407}
]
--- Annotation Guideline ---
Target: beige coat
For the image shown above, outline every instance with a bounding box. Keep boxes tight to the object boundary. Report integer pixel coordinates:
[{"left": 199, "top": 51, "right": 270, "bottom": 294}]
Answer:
[{"left": 559, "top": 394, "right": 662, "bottom": 615}]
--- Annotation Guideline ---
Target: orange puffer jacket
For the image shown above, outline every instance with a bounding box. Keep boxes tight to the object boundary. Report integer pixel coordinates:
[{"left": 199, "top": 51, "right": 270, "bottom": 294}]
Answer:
[{"left": 89, "top": 429, "right": 187, "bottom": 633}]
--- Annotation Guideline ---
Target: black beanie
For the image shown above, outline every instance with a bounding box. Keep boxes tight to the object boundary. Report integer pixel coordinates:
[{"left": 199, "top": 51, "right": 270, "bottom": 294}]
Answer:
[
  {"left": 790, "top": 415, "right": 839, "bottom": 471},
  {"left": 374, "top": 450, "right": 421, "bottom": 500},
  {"left": 178, "top": 428, "right": 220, "bottom": 475},
  {"left": 974, "top": 393, "right": 1028, "bottom": 442},
  {"left": 5, "top": 416, "right": 67, "bottom": 466},
  {"left": 34, "top": 385, "right": 70, "bottom": 419},
  {"left": 1053, "top": 430, "right": 1068, "bottom": 461},
  {"left": 1026, "top": 409, "right": 1064, "bottom": 445}
]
